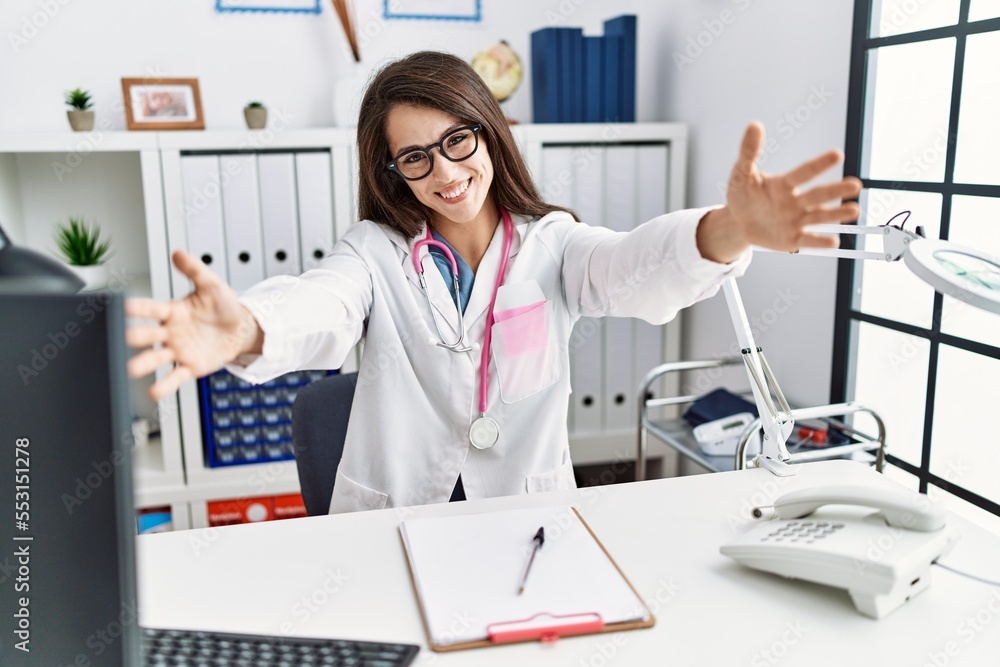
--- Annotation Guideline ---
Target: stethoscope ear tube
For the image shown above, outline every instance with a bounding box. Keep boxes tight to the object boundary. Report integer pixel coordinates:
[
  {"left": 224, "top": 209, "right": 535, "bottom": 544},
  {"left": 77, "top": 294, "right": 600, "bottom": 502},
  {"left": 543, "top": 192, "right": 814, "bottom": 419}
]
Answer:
[{"left": 413, "top": 237, "right": 473, "bottom": 352}]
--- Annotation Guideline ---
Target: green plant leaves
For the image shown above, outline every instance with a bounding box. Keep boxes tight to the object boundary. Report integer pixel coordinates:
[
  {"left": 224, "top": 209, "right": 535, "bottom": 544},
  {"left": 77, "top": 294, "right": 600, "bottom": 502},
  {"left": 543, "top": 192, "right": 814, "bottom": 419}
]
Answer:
[
  {"left": 64, "top": 88, "right": 93, "bottom": 111},
  {"left": 54, "top": 217, "right": 111, "bottom": 266}
]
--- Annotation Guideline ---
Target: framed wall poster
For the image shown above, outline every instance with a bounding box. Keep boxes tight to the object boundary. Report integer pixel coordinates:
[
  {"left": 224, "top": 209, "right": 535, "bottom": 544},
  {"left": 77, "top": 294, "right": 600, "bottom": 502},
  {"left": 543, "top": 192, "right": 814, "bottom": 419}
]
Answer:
[
  {"left": 384, "top": 0, "right": 481, "bottom": 21},
  {"left": 121, "top": 78, "right": 205, "bottom": 131},
  {"left": 215, "top": 0, "right": 321, "bottom": 13}
]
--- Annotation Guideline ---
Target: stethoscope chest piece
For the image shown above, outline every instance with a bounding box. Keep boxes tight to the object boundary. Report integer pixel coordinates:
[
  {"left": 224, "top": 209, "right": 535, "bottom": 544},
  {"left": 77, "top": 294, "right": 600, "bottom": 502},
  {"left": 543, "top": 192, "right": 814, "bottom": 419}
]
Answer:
[{"left": 469, "top": 416, "right": 500, "bottom": 450}]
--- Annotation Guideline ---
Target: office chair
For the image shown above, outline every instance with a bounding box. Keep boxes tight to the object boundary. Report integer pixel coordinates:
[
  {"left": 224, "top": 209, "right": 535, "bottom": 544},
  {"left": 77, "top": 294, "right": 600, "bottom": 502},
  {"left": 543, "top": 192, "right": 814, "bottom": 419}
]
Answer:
[{"left": 291, "top": 371, "right": 358, "bottom": 516}]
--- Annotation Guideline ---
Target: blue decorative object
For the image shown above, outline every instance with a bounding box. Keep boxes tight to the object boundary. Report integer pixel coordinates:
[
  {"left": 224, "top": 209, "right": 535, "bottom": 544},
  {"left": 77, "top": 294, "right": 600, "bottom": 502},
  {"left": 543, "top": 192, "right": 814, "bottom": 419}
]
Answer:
[
  {"left": 384, "top": 0, "right": 481, "bottom": 22},
  {"left": 216, "top": 0, "right": 321, "bottom": 14}
]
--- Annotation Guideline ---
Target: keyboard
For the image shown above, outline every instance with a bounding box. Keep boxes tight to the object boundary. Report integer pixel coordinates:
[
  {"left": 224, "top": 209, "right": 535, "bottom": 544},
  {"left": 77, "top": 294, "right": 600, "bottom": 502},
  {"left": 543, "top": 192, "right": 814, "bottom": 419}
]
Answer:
[{"left": 142, "top": 627, "right": 420, "bottom": 666}]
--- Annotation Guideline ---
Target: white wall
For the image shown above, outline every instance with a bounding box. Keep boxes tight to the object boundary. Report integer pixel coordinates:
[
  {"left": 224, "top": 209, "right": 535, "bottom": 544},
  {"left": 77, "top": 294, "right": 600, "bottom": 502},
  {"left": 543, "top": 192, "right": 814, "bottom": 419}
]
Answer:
[
  {"left": 1, "top": 0, "right": 856, "bottom": 404},
  {"left": 2, "top": 0, "right": 680, "bottom": 130},
  {"left": 664, "top": 1, "right": 856, "bottom": 408},
  {"left": 0, "top": 154, "right": 24, "bottom": 240}
]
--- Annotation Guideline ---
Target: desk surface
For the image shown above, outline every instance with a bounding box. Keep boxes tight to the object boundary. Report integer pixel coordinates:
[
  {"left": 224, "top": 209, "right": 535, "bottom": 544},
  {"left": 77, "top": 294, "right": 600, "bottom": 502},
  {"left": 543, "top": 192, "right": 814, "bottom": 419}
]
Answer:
[{"left": 139, "top": 461, "right": 1000, "bottom": 666}]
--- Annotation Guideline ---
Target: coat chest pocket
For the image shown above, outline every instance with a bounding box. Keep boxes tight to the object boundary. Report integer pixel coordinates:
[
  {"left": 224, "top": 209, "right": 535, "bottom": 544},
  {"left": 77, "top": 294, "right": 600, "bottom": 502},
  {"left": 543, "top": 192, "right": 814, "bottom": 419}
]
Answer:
[{"left": 490, "top": 281, "right": 560, "bottom": 404}]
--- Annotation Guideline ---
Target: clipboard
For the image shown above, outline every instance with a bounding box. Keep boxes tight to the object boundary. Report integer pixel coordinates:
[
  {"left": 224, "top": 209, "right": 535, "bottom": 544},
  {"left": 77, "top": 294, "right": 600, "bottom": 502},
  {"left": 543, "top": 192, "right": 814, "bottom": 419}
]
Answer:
[{"left": 399, "top": 505, "right": 655, "bottom": 652}]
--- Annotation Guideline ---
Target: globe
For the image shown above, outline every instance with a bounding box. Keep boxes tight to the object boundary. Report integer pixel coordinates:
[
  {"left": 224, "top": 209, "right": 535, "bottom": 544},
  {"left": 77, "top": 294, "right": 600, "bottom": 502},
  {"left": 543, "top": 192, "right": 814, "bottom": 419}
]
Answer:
[{"left": 471, "top": 40, "right": 523, "bottom": 103}]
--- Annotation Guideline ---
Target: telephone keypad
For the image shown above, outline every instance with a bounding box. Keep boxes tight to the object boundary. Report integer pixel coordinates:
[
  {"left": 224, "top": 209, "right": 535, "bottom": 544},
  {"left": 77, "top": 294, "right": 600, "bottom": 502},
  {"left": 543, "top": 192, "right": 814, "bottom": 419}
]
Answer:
[{"left": 759, "top": 520, "right": 847, "bottom": 543}]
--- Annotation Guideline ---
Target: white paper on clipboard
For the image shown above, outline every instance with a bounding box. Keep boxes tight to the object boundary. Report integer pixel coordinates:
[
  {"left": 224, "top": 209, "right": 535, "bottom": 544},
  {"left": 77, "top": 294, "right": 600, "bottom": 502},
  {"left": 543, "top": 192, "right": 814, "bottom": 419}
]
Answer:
[{"left": 399, "top": 505, "right": 650, "bottom": 647}]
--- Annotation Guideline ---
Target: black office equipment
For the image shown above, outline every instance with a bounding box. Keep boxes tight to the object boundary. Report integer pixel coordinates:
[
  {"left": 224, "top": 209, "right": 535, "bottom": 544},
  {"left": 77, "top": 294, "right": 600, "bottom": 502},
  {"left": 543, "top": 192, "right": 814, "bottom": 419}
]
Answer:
[
  {"left": 1, "top": 291, "right": 140, "bottom": 666},
  {"left": 291, "top": 372, "right": 358, "bottom": 516},
  {"left": 142, "top": 628, "right": 419, "bottom": 666},
  {"left": 0, "top": 292, "right": 419, "bottom": 666}
]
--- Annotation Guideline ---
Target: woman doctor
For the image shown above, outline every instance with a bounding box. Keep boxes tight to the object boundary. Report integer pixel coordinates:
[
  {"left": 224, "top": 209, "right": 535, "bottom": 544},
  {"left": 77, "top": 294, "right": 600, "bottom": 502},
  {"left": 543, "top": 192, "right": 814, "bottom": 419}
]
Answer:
[{"left": 126, "top": 51, "right": 862, "bottom": 514}]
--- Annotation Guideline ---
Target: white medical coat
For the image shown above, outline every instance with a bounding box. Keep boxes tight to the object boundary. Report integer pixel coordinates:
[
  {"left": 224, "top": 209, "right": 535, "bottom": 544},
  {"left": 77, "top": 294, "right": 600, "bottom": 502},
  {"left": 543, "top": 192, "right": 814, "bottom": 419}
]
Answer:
[{"left": 231, "top": 208, "right": 750, "bottom": 513}]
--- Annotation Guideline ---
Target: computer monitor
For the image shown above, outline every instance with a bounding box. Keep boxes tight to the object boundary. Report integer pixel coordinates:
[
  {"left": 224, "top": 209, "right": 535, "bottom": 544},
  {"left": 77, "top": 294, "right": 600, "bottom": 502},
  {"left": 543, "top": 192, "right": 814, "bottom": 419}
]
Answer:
[{"left": 0, "top": 291, "right": 140, "bottom": 666}]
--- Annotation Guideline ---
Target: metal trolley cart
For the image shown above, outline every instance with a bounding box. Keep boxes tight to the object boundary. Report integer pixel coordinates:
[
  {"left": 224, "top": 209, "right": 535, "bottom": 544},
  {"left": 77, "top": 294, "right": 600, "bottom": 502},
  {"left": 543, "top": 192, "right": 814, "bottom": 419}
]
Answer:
[{"left": 635, "top": 357, "right": 886, "bottom": 481}]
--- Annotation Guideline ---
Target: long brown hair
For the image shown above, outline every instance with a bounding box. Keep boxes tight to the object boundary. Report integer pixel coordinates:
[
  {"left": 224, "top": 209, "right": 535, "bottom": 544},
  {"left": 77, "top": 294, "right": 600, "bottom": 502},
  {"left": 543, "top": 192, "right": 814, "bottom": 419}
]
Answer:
[{"left": 357, "top": 50, "right": 576, "bottom": 238}]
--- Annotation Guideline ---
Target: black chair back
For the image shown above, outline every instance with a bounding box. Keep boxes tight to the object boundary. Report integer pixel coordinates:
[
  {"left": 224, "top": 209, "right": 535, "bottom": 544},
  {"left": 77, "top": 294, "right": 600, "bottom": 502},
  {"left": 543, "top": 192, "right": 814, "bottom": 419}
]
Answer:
[{"left": 291, "top": 372, "right": 358, "bottom": 516}]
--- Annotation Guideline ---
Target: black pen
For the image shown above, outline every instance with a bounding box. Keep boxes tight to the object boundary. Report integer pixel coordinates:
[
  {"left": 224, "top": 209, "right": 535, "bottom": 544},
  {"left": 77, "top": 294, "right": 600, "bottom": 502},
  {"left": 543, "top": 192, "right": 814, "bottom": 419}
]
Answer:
[{"left": 517, "top": 527, "right": 545, "bottom": 595}]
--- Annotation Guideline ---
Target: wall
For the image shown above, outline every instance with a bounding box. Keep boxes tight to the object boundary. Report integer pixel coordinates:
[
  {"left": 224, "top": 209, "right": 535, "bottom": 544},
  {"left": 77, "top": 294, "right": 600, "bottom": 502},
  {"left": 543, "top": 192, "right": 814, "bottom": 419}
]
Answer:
[
  {"left": 664, "top": 1, "right": 856, "bottom": 408},
  {"left": 2, "top": 0, "right": 679, "bottom": 130},
  {"left": 0, "top": 154, "right": 23, "bottom": 240},
  {"left": 1, "top": 0, "right": 857, "bottom": 405}
]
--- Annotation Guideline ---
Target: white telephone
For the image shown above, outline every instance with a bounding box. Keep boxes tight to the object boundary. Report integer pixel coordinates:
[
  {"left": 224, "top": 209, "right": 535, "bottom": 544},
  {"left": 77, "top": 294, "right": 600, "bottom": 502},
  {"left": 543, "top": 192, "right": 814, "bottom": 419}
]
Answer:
[{"left": 720, "top": 484, "right": 960, "bottom": 619}]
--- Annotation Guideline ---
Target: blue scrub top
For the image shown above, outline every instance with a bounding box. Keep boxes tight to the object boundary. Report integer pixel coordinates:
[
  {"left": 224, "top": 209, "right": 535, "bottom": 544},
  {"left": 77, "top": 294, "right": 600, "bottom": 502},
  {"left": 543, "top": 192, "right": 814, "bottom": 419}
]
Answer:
[{"left": 428, "top": 228, "right": 475, "bottom": 314}]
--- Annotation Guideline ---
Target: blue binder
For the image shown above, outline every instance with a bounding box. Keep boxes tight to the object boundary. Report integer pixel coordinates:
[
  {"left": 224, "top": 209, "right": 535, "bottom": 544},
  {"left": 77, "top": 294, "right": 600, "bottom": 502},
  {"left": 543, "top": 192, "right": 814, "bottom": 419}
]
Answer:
[
  {"left": 583, "top": 36, "right": 605, "bottom": 123},
  {"left": 603, "top": 34, "right": 623, "bottom": 122},
  {"left": 531, "top": 27, "right": 561, "bottom": 123},
  {"left": 604, "top": 15, "right": 637, "bottom": 122},
  {"left": 562, "top": 27, "right": 584, "bottom": 122}
]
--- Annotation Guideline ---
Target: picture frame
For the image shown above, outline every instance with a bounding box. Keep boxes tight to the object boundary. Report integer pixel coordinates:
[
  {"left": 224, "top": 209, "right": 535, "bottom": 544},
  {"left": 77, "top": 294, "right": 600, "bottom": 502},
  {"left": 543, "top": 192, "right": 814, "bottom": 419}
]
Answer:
[
  {"left": 121, "top": 78, "right": 205, "bottom": 131},
  {"left": 384, "top": 0, "right": 481, "bottom": 22},
  {"left": 215, "top": 0, "right": 321, "bottom": 14}
]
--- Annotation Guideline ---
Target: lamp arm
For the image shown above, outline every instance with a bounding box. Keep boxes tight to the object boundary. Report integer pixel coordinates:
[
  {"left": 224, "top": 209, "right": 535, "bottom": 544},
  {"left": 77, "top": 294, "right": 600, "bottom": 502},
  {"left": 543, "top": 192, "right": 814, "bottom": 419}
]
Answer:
[
  {"left": 766, "top": 223, "right": 921, "bottom": 263},
  {"left": 722, "top": 278, "right": 796, "bottom": 475}
]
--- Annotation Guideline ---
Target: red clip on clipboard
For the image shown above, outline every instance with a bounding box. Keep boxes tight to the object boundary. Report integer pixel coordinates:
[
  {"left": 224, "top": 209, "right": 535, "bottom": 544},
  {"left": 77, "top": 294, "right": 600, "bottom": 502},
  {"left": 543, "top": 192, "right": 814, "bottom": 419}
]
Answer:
[{"left": 487, "top": 612, "right": 605, "bottom": 644}]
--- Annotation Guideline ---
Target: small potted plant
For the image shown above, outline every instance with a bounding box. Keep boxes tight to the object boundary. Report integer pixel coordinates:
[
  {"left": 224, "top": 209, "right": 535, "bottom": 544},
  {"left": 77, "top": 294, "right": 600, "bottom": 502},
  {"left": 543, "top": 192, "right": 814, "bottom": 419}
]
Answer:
[
  {"left": 54, "top": 216, "right": 112, "bottom": 290},
  {"left": 65, "top": 88, "right": 95, "bottom": 132},
  {"left": 244, "top": 101, "right": 267, "bottom": 130}
]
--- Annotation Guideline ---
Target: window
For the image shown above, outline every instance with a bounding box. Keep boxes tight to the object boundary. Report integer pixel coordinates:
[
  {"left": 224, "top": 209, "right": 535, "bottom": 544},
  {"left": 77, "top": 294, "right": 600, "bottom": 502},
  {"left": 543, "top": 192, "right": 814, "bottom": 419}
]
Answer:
[{"left": 834, "top": 0, "right": 1000, "bottom": 532}]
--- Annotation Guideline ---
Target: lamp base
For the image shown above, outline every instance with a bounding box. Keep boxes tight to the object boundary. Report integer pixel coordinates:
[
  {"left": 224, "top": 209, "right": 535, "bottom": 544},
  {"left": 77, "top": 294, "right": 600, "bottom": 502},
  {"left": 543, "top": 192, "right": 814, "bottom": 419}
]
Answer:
[{"left": 754, "top": 455, "right": 797, "bottom": 477}]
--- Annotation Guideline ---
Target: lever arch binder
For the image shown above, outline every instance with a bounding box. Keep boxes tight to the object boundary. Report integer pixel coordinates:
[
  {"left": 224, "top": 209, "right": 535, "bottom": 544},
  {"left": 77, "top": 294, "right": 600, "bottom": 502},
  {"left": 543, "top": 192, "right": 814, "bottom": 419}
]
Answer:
[{"left": 399, "top": 505, "right": 654, "bottom": 651}]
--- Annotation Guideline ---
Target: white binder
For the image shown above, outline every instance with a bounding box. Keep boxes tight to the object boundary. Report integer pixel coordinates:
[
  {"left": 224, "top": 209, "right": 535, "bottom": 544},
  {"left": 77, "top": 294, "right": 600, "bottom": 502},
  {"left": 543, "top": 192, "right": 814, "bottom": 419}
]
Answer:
[
  {"left": 634, "top": 145, "right": 671, "bottom": 399},
  {"left": 602, "top": 146, "right": 638, "bottom": 432},
  {"left": 568, "top": 145, "right": 605, "bottom": 434},
  {"left": 180, "top": 155, "right": 229, "bottom": 284},
  {"left": 257, "top": 153, "right": 302, "bottom": 277},
  {"left": 541, "top": 146, "right": 580, "bottom": 432},
  {"left": 219, "top": 154, "right": 265, "bottom": 294},
  {"left": 295, "top": 152, "right": 335, "bottom": 272}
]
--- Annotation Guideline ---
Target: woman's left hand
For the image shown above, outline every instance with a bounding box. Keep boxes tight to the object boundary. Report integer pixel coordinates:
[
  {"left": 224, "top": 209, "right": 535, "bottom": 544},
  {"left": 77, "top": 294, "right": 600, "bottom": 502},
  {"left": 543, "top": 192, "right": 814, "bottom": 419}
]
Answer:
[{"left": 696, "top": 121, "right": 863, "bottom": 263}]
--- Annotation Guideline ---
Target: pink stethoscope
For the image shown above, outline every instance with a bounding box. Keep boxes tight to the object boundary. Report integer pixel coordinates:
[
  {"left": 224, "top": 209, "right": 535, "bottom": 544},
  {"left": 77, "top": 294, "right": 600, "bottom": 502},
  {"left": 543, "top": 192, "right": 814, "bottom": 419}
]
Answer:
[{"left": 411, "top": 207, "right": 513, "bottom": 449}]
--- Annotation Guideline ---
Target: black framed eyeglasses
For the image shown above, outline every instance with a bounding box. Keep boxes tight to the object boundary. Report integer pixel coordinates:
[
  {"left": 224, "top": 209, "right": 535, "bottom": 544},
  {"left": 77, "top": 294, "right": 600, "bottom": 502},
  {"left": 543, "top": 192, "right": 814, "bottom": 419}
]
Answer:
[{"left": 386, "top": 123, "right": 483, "bottom": 181}]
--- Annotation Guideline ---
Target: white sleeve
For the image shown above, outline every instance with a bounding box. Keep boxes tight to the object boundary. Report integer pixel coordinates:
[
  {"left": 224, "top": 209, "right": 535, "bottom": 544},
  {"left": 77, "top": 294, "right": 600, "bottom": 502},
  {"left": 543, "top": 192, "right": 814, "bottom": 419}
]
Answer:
[
  {"left": 559, "top": 206, "right": 752, "bottom": 324},
  {"left": 226, "top": 222, "right": 373, "bottom": 384}
]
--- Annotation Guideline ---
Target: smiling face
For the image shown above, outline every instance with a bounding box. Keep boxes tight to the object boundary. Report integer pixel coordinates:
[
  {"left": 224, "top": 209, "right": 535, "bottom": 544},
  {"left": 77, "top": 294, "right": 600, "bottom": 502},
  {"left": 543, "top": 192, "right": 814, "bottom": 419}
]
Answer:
[{"left": 385, "top": 104, "right": 496, "bottom": 232}]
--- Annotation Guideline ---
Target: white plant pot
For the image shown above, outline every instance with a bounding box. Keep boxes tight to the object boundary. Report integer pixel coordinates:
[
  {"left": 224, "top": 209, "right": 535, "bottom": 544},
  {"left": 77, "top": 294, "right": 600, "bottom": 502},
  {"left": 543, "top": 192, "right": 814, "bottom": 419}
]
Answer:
[
  {"left": 72, "top": 264, "right": 111, "bottom": 291},
  {"left": 244, "top": 107, "right": 267, "bottom": 130},
  {"left": 67, "top": 109, "right": 95, "bottom": 132}
]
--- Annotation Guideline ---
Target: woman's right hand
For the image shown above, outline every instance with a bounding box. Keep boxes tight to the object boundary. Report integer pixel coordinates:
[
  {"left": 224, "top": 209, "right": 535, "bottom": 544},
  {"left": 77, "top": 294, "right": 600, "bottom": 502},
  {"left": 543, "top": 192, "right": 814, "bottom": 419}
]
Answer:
[{"left": 126, "top": 249, "right": 264, "bottom": 401}]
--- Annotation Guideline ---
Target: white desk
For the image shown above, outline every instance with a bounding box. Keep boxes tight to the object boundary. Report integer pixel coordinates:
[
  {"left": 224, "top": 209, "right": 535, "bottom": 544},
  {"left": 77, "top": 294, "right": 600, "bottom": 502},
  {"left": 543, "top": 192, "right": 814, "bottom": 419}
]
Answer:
[{"left": 139, "top": 461, "right": 1000, "bottom": 666}]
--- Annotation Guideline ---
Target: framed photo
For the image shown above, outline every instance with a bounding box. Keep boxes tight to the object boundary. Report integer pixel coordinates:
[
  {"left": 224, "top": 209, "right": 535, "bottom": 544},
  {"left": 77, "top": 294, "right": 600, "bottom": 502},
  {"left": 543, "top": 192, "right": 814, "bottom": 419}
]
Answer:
[
  {"left": 384, "top": 0, "right": 481, "bottom": 22},
  {"left": 121, "top": 78, "right": 205, "bottom": 131},
  {"left": 215, "top": 0, "right": 321, "bottom": 14}
]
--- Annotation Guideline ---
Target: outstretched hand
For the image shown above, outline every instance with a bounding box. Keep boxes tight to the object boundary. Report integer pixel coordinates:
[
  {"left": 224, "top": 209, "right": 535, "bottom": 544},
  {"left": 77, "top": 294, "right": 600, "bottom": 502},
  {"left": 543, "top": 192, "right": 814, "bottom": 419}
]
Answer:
[
  {"left": 697, "top": 122, "right": 863, "bottom": 263},
  {"left": 125, "top": 250, "right": 264, "bottom": 401}
]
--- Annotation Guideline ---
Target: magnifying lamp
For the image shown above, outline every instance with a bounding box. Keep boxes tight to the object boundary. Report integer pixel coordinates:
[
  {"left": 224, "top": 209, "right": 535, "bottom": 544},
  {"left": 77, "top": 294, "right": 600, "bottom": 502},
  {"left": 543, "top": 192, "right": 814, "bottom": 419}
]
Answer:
[{"left": 726, "top": 212, "right": 1000, "bottom": 476}]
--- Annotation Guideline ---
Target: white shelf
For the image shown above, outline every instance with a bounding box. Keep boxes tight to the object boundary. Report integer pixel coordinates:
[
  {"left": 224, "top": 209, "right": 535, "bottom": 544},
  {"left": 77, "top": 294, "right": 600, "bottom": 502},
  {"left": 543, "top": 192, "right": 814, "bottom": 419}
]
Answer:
[
  {"left": 0, "top": 128, "right": 358, "bottom": 155},
  {"left": 184, "top": 460, "right": 301, "bottom": 503},
  {"left": 133, "top": 439, "right": 186, "bottom": 509},
  {"left": 0, "top": 130, "right": 159, "bottom": 153},
  {"left": 516, "top": 121, "right": 688, "bottom": 143},
  {"left": 156, "top": 127, "right": 354, "bottom": 151}
]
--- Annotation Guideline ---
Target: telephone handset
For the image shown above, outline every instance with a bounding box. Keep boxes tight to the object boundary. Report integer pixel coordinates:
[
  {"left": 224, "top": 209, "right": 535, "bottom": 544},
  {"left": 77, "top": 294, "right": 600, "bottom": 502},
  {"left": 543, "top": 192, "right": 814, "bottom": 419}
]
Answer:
[{"left": 721, "top": 484, "right": 959, "bottom": 619}]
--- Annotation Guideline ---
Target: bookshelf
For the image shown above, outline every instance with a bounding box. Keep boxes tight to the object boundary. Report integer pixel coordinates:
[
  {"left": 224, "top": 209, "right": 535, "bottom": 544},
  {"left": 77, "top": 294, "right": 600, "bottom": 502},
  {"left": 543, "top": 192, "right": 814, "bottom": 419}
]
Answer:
[{"left": 0, "top": 122, "right": 687, "bottom": 528}]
